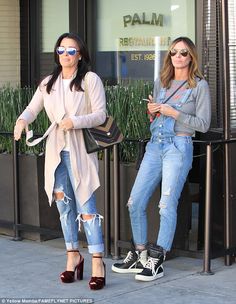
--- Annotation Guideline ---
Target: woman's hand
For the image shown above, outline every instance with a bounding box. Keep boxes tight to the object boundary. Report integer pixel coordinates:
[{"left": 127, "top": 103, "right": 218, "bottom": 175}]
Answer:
[
  {"left": 147, "top": 94, "right": 159, "bottom": 114},
  {"left": 59, "top": 118, "right": 74, "bottom": 132},
  {"left": 14, "top": 119, "right": 27, "bottom": 141},
  {"left": 147, "top": 96, "right": 180, "bottom": 119},
  {"left": 157, "top": 104, "right": 180, "bottom": 119},
  {"left": 148, "top": 102, "right": 160, "bottom": 115},
  {"left": 147, "top": 94, "right": 180, "bottom": 119}
]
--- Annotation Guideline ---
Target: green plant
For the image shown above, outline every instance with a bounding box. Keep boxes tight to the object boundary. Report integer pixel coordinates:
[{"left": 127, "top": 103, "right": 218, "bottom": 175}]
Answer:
[
  {"left": 105, "top": 80, "right": 152, "bottom": 162},
  {"left": 0, "top": 85, "right": 49, "bottom": 154},
  {"left": 0, "top": 81, "right": 153, "bottom": 161}
]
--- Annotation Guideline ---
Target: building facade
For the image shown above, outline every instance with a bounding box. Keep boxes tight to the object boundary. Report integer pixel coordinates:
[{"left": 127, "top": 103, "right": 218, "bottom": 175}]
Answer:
[{"left": 1, "top": 1, "right": 235, "bottom": 129}]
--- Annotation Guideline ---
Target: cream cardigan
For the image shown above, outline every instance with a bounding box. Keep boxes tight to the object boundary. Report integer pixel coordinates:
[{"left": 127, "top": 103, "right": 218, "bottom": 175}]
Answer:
[{"left": 18, "top": 71, "right": 106, "bottom": 206}]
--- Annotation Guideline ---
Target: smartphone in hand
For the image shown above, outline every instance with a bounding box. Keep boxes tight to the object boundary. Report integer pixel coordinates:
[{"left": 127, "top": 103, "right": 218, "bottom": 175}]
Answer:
[{"left": 142, "top": 98, "right": 153, "bottom": 103}]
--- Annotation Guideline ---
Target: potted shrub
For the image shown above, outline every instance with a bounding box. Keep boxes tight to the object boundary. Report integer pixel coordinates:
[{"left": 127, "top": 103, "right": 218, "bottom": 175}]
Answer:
[{"left": 0, "top": 85, "right": 61, "bottom": 241}]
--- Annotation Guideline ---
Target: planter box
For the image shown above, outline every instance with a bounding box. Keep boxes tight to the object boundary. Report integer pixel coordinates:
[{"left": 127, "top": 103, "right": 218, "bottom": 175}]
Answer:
[
  {"left": 0, "top": 154, "right": 61, "bottom": 241},
  {"left": 0, "top": 154, "right": 14, "bottom": 232}
]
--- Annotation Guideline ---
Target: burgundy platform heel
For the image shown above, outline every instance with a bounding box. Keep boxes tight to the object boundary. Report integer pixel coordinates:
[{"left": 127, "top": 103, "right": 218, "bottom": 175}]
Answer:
[
  {"left": 89, "top": 256, "right": 106, "bottom": 290},
  {"left": 60, "top": 250, "right": 84, "bottom": 283}
]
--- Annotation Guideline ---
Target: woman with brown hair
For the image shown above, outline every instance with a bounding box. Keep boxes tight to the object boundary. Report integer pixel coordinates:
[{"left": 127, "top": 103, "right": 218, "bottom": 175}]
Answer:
[{"left": 112, "top": 37, "right": 211, "bottom": 281}]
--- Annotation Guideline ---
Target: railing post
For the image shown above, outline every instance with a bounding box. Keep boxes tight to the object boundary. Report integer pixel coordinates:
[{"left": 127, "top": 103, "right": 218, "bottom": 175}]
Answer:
[
  {"left": 201, "top": 143, "right": 214, "bottom": 275},
  {"left": 104, "top": 148, "right": 111, "bottom": 257},
  {"left": 224, "top": 140, "right": 232, "bottom": 266},
  {"left": 221, "top": 0, "right": 232, "bottom": 266},
  {"left": 12, "top": 138, "right": 21, "bottom": 241},
  {"left": 113, "top": 144, "right": 121, "bottom": 259}
]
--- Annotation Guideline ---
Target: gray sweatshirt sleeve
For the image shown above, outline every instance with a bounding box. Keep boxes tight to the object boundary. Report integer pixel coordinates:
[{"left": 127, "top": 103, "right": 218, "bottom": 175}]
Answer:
[{"left": 176, "top": 79, "right": 211, "bottom": 133}]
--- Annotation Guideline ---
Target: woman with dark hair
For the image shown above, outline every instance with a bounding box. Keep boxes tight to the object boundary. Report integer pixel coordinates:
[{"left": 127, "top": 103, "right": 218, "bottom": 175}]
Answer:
[
  {"left": 112, "top": 37, "right": 211, "bottom": 281},
  {"left": 14, "top": 33, "right": 106, "bottom": 290}
]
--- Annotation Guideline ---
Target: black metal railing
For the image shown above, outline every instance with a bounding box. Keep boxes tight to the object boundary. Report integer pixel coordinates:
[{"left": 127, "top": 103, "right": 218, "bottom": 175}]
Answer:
[
  {"left": 111, "top": 137, "right": 236, "bottom": 275},
  {"left": 196, "top": 138, "right": 236, "bottom": 274},
  {"left": 0, "top": 131, "right": 63, "bottom": 240},
  {"left": 1, "top": 131, "right": 236, "bottom": 273}
]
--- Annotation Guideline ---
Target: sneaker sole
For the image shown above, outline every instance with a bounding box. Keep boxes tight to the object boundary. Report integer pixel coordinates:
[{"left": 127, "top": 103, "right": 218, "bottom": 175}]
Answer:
[
  {"left": 135, "top": 271, "right": 164, "bottom": 281},
  {"left": 112, "top": 265, "right": 143, "bottom": 274}
]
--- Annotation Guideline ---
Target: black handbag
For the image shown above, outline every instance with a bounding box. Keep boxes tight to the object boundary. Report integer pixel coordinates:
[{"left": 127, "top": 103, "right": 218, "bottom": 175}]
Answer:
[
  {"left": 83, "top": 116, "right": 124, "bottom": 153},
  {"left": 82, "top": 75, "right": 124, "bottom": 153}
]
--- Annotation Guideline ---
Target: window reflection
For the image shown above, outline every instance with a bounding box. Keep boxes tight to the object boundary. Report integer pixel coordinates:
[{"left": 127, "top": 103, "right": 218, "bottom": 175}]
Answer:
[
  {"left": 42, "top": 0, "right": 69, "bottom": 52},
  {"left": 96, "top": 0, "right": 195, "bottom": 82}
]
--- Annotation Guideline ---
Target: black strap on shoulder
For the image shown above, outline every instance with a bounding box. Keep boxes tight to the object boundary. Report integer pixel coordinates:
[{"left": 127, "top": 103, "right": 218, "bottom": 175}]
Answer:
[{"left": 163, "top": 80, "right": 187, "bottom": 104}]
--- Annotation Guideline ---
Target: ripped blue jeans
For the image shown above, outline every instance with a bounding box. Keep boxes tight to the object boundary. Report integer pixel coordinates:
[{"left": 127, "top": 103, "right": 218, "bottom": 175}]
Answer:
[
  {"left": 128, "top": 136, "right": 193, "bottom": 251},
  {"left": 54, "top": 151, "right": 104, "bottom": 254}
]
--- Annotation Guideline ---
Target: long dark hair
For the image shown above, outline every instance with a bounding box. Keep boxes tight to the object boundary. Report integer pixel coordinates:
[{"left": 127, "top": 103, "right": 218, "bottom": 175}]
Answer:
[
  {"left": 45, "top": 32, "right": 91, "bottom": 94},
  {"left": 160, "top": 36, "right": 203, "bottom": 88}
]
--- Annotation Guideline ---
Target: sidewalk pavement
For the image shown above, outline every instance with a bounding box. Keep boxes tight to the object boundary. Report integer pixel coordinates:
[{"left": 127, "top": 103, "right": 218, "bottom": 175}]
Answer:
[{"left": 0, "top": 235, "right": 236, "bottom": 304}]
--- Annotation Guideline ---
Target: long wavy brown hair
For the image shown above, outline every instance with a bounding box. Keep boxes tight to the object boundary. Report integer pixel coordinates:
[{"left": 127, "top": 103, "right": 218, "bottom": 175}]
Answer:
[{"left": 160, "top": 37, "right": 203, "bottom": 88}]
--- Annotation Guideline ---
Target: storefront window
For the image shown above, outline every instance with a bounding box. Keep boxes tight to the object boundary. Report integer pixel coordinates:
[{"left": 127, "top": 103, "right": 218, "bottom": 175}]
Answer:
[
  {"left": 38, "top": 0, "right": 69, "bottom": 79},
  {"left": 96, "top": 0, "right": 195, "bottom": 82},
  {"left": 42, "top": 0, "right": 69, "bottom": 52}
]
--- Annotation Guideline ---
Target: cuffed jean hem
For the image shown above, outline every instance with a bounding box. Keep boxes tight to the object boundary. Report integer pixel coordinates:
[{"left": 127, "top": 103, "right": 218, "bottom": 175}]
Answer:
[
  {"left": 155, "top": 242, "right": 169, "bottom": 252},
  {"left": 65, "top": 241, "right": 79, "bottom": 251},
  {"left": 135, "top": 243, "right": 148, "bottom": 249},
  {"left": 88, "top": 243, "right": 104, "bottom": 254}
]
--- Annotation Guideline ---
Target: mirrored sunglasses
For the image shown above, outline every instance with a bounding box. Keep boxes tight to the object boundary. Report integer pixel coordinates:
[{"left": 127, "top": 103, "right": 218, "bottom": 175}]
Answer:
[
  {"left": 169, "top": 49, "right": 189, "bottom": 57},
  {"left": 56, "top": 46, "right": 79, "bottom": 56}
]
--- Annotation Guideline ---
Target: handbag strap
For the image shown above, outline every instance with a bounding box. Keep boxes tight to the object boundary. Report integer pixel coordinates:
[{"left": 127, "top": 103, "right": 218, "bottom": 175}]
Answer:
[{"left": 162, "top": 80, "right": 187, "bottom": 104}]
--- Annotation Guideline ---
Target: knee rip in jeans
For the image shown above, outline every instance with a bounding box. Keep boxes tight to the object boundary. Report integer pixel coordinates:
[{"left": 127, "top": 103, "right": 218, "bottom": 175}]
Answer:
[
  {"left": 159, "top": 201, "right": 167, "bottom": 209},
  {"left": 127, "top": 196, "right": 133, "bottom": 208},
  {"left": 76, "top": 213, "right": 104, "bottom": 234},
  {"left": 54, "top": 189, "right": 72, "bottom": 205}
]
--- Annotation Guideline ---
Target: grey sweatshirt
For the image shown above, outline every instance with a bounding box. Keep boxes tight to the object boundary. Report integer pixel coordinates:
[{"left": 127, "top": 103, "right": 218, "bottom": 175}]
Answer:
[{"left": 153, "top": 78, "right": 211, "bottom": 135}]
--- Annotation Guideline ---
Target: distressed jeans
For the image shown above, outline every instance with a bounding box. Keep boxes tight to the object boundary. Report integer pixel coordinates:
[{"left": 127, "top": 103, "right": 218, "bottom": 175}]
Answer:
[
  {"left": 128, "top": 136, "right": 193, "bottom": 251},
  {"left": 54, "top": 151, "right": 104, "bottom": 254}
]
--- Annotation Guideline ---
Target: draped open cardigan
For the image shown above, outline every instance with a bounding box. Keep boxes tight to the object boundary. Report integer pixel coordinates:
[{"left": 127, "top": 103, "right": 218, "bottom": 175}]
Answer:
[{"left": 18, "top": 71, "right": 106, "bottom": 206}]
